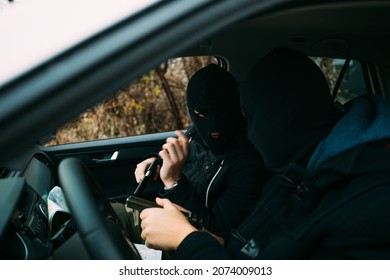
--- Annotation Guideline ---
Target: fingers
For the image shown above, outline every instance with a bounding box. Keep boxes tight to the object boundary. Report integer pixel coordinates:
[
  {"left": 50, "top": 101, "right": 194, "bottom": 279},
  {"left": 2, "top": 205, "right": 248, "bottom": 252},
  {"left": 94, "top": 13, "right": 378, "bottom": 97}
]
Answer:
[
  {"left": 135, "top": 131, "right": 188, "bottom": 184},
  {"left": 172, "top": 202, "right": 190, "bottom": 213},
  {"left": 175, "top": 130, "right": 189, "bottom": 143},
  {"left": 160, "top": 131, "right": 189, "bottom": 162},
  {"left": 160, "top": 141, "right": 183, "bottom": 163},
  {"left": 139, "top": 198, "right": 197, "bottom": 251},
  {"left": 176, "top": 130, "right": 189, "bottom": 155},
  {"left": 134, "top": 157, "right": 157, "bottom": 183},
  {"left": 158, "top": 132, "right": 189, "bottom": 187},
  {"left": 139, "top": 198, "right": 171, "bottom": 221},
  {"left": 139, "top": 207, "right": 149, "bottom": 221},
  {"left": 155, "top": 197, "right": 175, "bottom": 209},
  {"left": 155, "top": 197, "right": 165, "bottom": 207}
]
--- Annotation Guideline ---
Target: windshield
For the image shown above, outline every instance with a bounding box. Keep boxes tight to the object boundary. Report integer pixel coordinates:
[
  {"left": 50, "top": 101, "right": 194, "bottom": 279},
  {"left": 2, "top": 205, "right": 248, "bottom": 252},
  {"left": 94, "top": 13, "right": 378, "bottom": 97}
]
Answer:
[{"left": 0, "top": 0, "right": 157, "bottom": 86}]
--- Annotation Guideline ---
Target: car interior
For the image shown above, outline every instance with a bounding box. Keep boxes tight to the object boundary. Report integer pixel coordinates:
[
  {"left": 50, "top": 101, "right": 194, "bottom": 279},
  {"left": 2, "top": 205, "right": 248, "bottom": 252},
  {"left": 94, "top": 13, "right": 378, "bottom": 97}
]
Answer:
[{"left": 1, "top": 0, "right": 390, "bottom": 259}]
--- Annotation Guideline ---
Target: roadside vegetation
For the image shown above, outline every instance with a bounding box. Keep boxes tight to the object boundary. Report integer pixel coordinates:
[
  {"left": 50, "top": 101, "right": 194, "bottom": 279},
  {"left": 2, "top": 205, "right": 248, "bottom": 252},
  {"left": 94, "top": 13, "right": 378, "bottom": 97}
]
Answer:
[
  {"left": 49, "top": 57, "right": 216, "bottom": 145},
  {"left": 47, "top": 55, "right": 357, "bottom": 146}
]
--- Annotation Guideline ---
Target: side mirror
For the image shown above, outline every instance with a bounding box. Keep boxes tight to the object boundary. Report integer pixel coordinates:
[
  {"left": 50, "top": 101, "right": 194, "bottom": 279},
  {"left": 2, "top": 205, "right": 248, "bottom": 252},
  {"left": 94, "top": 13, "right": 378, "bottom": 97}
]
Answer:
[{"left": 38, "top": 133, "right": 56, "bottom": 146}]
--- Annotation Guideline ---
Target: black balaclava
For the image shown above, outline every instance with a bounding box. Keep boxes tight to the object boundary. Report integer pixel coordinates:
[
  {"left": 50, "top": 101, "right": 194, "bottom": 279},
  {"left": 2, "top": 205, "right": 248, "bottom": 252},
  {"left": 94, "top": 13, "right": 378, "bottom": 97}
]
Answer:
[
  {"left": 241, "top": 47, "right": 342, "bottom": 172},
  {"left": 186, "top": 64, "right": 244, "bottom": 154}
]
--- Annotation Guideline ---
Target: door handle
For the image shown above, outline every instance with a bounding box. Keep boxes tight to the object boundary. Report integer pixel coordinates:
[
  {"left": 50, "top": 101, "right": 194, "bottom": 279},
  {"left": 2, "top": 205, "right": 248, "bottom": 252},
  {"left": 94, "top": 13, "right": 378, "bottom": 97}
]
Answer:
[{"left": 91, "top": 150, "right": 119, "bottom": 163}]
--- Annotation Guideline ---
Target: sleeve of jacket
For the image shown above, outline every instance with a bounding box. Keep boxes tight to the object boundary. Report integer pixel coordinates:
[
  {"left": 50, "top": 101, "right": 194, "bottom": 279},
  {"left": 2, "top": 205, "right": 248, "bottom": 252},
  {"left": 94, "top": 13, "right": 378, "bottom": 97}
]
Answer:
[
  {"left": 173, "top": 231, "right": 231, "bottom": 260},
  {"left": 159, "top": 154, "right": 271, "bottom": 240},
  {"left": 159, "top": 175, "right": 205, "bottom": 213}
]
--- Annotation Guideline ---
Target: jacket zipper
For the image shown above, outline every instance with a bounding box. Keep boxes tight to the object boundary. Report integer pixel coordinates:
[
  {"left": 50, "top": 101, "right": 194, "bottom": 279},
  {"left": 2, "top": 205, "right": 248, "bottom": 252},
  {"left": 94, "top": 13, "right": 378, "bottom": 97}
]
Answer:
[{"left": 205, "top": 159, "right": 224, "bottom": 208}]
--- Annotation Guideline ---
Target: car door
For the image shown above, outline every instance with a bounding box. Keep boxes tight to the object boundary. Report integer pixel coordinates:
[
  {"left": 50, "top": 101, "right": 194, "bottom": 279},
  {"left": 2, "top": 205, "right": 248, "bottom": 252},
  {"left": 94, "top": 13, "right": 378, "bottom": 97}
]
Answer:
[
  {"left": 40, "top": 55, "right": 219, "bottom": 202},
  {"left": 42, "top": 132, "right": 171, "bottom": 202}
]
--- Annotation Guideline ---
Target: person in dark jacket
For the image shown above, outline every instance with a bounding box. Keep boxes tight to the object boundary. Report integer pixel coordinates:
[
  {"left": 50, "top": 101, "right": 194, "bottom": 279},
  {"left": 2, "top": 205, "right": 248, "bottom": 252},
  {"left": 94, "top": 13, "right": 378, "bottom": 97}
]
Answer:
[
  {"left": 140, "top": 47, "right": 390, "bottom": 259},
  {"left": 131, "top": 63, "right": 271, "bottom": 244}
]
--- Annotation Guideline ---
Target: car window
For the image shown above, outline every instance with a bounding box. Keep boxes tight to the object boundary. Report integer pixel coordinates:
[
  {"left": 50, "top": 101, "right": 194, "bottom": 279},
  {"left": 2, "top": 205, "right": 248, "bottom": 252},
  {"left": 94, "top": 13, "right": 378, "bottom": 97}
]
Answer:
[
  {"left": 311, "top": 57, "right": 366, "bottom": 104},
  {"left": 46, "top": 56, "right": 366, "bottom": 146},
  {"left": 46, "top": 56, "right": 218, "bottom": 146}
]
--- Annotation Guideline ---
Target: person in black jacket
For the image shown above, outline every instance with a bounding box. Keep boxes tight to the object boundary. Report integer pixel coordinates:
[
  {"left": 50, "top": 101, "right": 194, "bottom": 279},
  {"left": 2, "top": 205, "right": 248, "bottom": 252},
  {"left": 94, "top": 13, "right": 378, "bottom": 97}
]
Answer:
[
  {"left": 140, "top": 47, "right": 390, "bottom": 259},
  {"left": 125, "top": 63, "right": 271, "bottom": 244}
]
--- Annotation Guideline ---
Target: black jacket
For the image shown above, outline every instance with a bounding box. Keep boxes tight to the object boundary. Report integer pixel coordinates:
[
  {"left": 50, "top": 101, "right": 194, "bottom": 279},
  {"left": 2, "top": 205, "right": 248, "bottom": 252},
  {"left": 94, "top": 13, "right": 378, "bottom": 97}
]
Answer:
[
  {"left": 174, "top": 139, "right": 390, "bottom": 259},
  {"left": 174, "top": 95, "right": 390, "bottom": 259},
  {"left": 160, "top": 126, "right": 271, "bottom": 239}
]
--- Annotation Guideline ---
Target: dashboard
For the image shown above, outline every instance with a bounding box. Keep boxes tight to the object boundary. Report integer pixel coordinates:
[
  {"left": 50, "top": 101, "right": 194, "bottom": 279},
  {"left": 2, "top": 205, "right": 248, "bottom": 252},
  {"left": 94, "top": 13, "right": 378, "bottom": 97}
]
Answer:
[{"left": 0, "top": 151, "right": 76, "bottom": 259}]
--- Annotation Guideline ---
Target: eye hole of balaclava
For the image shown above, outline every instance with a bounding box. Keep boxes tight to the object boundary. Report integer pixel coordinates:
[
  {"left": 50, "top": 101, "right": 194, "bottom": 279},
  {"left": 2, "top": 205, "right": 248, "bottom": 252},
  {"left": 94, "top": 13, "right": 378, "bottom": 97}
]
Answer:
[{"left": 186, "top": 64, "right": 244, "bottom": 154}]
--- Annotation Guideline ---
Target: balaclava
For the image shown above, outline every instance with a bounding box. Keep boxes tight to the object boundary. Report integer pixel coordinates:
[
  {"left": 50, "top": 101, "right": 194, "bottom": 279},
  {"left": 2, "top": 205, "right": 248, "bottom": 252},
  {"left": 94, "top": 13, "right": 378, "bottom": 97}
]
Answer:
[
  {"left": 241, "top": 47, "right": 342, "bottom": 172},
  {"left": 186, "top": 64, "right": 244, "bottom": 154}
]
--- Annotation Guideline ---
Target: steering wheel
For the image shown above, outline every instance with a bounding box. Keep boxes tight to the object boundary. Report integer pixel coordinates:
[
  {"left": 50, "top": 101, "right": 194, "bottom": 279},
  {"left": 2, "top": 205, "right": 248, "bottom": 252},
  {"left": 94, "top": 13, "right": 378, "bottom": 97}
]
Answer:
[{"left": 58, "top": 157, "right": 141, "bottom": 260}]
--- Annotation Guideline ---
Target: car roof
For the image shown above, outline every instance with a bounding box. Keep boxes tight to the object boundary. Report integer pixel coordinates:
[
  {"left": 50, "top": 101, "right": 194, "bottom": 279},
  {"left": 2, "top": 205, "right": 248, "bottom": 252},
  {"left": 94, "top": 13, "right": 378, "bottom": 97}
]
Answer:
[{"left": 181, "top": 1, "right": 390, "bottom": 81}]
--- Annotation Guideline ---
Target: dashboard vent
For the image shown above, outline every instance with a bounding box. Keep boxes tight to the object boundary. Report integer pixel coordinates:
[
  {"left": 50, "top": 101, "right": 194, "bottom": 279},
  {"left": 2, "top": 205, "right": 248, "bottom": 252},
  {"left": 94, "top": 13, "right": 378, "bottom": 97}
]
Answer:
[
  {"left": 34, "top": 154, "right": 51, "bottom": 169},
  {"left": 0, "top": 167, "right": 21, "bottom": 179},
  {"left": 0, "top": 167, "right": 8, "bottom": 178}
]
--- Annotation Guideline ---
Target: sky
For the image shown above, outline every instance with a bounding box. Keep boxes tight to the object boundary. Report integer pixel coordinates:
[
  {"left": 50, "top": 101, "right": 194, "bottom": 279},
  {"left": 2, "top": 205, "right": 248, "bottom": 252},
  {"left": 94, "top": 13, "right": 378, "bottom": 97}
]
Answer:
[{"left": 0, "top": 0, "right": 156, "bottom": 86}]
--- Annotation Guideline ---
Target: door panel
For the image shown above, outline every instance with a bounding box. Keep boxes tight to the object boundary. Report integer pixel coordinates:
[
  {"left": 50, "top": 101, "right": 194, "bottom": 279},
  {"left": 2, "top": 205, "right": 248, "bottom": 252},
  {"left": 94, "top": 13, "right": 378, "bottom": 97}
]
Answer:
[{"left": 43, "top": 131, "right": 176, "bottom": 202}]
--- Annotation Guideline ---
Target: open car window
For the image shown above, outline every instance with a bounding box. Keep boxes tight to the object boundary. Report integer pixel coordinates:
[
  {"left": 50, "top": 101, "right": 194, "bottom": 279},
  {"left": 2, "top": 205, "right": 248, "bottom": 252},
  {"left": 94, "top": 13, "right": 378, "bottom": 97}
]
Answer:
[
  {"left": 46, "top": 56, "right": 367, "bottom": 146},
  {"left": 46, "top": 56, "right": 218, "bottom": 145}
]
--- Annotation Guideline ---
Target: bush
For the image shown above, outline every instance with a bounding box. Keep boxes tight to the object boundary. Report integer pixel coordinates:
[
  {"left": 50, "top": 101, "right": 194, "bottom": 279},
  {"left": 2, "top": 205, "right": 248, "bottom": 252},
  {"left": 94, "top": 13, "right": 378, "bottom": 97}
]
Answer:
[{"left": 49, "top": 56, "right": 216, "bottom": 145}]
